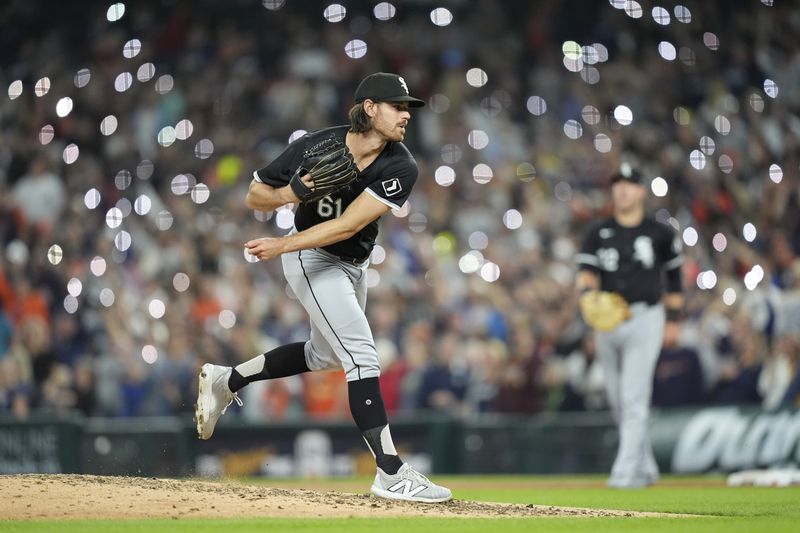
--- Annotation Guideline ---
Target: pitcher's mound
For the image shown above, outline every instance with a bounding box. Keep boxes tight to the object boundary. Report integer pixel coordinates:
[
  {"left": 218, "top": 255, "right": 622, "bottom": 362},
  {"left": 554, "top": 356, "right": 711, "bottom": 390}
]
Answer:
[{"left": 1, "top": 474, "right": 668, "bottom": 520}]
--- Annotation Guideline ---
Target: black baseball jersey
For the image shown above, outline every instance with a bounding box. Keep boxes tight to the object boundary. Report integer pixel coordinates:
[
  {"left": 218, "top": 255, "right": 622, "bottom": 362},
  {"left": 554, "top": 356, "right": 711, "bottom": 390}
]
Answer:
[
  {"left": 577, "top": 217, "right": 684, "bottom": 305},
  {"left": 253, "top": 125, "right": 418, "bottom": 260}
]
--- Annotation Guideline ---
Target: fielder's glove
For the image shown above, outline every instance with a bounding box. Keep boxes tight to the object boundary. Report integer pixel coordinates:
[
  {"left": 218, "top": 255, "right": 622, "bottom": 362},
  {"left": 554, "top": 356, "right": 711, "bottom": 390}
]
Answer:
[
  {"left": 289, "top": 137, "right": 358, "bottom": 203},
  {"left": 579, "top": 290, "right": 631, "bottom": 332}
]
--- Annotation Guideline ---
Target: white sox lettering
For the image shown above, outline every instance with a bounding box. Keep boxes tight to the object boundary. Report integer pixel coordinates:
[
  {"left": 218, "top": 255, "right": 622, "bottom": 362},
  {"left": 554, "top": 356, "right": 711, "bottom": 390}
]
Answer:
[
  {"left": 382, "top": 178, "right": 402, "bottom": 196},
  {"left": 388, "top": 480, "right": 427, "bottom": 497},
  {"left": 633, "top": 236, "right": 655, "bottom": 268},
  {"left": 398, "top": 76, "right": 409, "bottom": 94}
]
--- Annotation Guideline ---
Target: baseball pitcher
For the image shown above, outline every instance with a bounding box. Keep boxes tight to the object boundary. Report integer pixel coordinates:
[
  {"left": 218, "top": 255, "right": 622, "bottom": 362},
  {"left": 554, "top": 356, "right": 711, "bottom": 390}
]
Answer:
[
  {"left": 195, "top": 72, "right": 451, "bottom": 502},
  {"left": 575, "top": 165, "right": 684, "bottom": 488}
]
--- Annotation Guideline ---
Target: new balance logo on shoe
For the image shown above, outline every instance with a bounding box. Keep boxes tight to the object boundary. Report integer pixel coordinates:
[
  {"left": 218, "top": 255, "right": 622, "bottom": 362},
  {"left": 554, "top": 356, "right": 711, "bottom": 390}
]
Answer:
[
  {"left": 371, "top": 463, "right": 452, "bottom": 502},
  {"left": 387, "top": 480, "right": 428, "bottom": 498}
]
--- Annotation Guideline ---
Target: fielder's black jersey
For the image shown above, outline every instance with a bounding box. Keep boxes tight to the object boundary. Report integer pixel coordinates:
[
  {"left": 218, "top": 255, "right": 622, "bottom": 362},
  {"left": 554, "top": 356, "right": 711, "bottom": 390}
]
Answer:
[
  {"left": 253, "top": 125, "right": 418, "bottom": 260},
  {"left": 576, "top": 216, "right": 684, "bottom": 305}
]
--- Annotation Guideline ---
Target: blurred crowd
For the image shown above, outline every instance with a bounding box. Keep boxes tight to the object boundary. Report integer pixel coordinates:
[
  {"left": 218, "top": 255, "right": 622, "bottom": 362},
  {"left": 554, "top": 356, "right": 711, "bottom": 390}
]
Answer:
[{"left": 1, "top": 0, "right": 799, "bottom": 421}]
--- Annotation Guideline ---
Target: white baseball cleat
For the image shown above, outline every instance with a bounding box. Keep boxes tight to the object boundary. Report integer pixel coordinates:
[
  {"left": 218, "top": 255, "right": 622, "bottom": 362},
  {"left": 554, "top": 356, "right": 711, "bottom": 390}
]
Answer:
[
  {"left": 195, "top": 363, "right": 242, "bottom": 440},
  {"left": 370, "top": 463, "right": 452, "bottom": 503}
]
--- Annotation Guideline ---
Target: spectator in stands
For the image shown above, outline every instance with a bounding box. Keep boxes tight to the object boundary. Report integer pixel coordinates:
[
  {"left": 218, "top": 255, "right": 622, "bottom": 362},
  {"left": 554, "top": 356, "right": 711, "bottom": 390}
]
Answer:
[
  {"left": 555, "top": 332, "right": 607, "bottom": 412},
  {"left": 415, "top": 332, "right": 469, "bottom": 412},
  {"left": 652, "top": 323, "right": 706, "bottom": 408},
  {"left": 712, "top": 316, "right": 764, "bottom": 405},
  {"left": 9, "top": 155, "right": 66, "bottom": 234}
]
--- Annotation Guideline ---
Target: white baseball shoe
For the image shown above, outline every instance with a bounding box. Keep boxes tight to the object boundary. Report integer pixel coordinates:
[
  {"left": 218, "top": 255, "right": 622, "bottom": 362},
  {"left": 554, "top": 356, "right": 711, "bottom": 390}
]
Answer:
[
  {"left": 195, "top": 363, "right": 242, "bottom": 440},
  {"left": 370, "top": 463, "right": 452, "bottom": 503}
]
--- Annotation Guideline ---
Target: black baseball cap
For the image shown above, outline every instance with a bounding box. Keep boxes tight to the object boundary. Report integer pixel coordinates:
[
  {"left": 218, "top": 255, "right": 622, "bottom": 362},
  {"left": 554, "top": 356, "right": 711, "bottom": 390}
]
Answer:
[
  {"left": 610, "top": 164, "right": 643, "bottom": 185},
  {"left": 354, "top": 72, "right": 425, "bottom": 107}
]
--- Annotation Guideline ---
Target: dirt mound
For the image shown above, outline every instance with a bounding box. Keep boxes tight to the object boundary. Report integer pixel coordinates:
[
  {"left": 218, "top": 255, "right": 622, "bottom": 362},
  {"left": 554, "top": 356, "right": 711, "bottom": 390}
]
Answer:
[{"left": 1, "top": 474, "right": 664, "bottom": 520}]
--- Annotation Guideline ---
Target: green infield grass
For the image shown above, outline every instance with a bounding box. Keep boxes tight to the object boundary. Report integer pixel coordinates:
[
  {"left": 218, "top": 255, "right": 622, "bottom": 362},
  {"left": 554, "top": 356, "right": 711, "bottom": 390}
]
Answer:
[{"left": 3, "top": 475, "right": 798, "bottom": 532}]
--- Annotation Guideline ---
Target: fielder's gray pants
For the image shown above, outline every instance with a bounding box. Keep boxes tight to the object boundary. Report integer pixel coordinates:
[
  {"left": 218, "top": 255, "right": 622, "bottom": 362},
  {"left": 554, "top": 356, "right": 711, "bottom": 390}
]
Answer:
[
  {"left": 595, "top": 302, "right": 665, "bottom": 485},
  {"left": 282, "top": 247, "right": 379, "bottom": 382}
]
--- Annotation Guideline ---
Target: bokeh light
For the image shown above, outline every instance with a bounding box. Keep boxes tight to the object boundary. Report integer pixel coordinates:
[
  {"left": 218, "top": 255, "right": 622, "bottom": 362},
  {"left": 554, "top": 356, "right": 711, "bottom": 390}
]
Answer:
[
  {"left": 683, "top": 227, "right": 698, "bottom": 247},
  {"left": 658, "top": 41, "right": 676, "bottom": 61},
  {"left": 173, "top": 272, "right": 191, "bottom": 292},
  {"left": 344, "top": 39, "right": 367, "bottom": 58},
  {"left": 323, "top": 4, "right": 346, "bottom": 22},
  {"left": 134, "top": 195, "right": 152, "bottom": 215},
  {"left": 90, "top": 257, "right": 107, "bottom": 276},
  {"left": 63, "top": 144, "right": 79, "bottom": 165},
  {"left": 148, "top": 299, "right": 166, "bottom": 319},
  {"left": 99, "top": 288, "right": 115, "bottom": 307},
  {"left": 370, "top": 245, "right": 386, "bottom": 265},
  {"left": 708, "top": 233, "right": 726, "bottom": 253},
  {"left": 35, "top": 77, "right": 51, "bottom": 97},
  {"left": 39, "top": 125, "right": 55, "bottom": 145},
  {"left": 651, "top": 177, "right": 668, "bottom": 197},
  {"left": 675, "top": 5, "right": 692, "bottom": 23},
  {"left": 434, "top": 166, "right": 456, "bottom": 187},
  {"left": 56, "top": 97, "right": 73, "bottom": 117},
  {"left": 142, "top": 345, "right": 158, "bottom": 364},
  {"left": 459, "top": 251, "right": 483, "bottom": 274},
  {"left": 768, "top": 164, "right": 783, "bottom": 183},
  {"left": 374, "top": 2, "right": 396, "bottom": 20},
  {"left": 472, "top": 164, "right": 493, "bottom": 184},
  {"left": 107, "top": 3, "right": 125, "bottom": 22},
  {"left": 526, "top": 96, "right": 547, "bottom": 116},
  {"left": 74, "top": 68, "right": 91, "bottom": 88},
  {"left": 614, "top": 105, "right": 633, "bottom": 125},
  {"left": 85, "top": 189, "right": 102, "bottom": 209},
  {"left": 594, "top": 134, "right": 612, "bottom": 153},
  {"left": 47, "top": 245, "right": 63, "bottom": 265},
  {"left": 155, "top": 74, "right": 174, "bottom": 94},
  {"left": 67, "top": 278, "right": 83, "bottom": 297},
  {"left": 468, "top": 130, "right": 489, "bottom": 149},
  {"left": 100, "top": 115, "right": 118, "bottom": 136},
  {"left": 8, "top": 80, "right": 23, "bottom": 99},
  {"left": 219, "top": 310, "right": 237, "bottom": 329},
  {"left": 722, "top": 288, "right": 737, "bottom": 306},
  {"left": 764, "top": 79, "right": 778, "bottom": 98},
  {"left": 502, "top": 209, "right": 523, "bottom": 230},
  {"left": 466, "top": 68, "right": 488, "bottom": 88},
  {"left": 137, "top": 63, "right": 155, "bottom": 82},
  {"left": 652, "top": 6, "right": 670, "bottom": 25},
  {"left": 480, "top": 262, "right": 500, "bottom": 282},
  {"left": 743, "top": 222, "right": 757, "bottom": 242},
  {"left": 430, "top": 7, "right": 453, "bottom": 26}
]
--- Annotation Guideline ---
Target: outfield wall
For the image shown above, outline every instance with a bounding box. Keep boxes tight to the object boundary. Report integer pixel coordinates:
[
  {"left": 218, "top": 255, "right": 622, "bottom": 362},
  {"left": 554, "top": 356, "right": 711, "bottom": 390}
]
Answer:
[{"left": 1, "top": 407, "right": 798, "bottom": 476}]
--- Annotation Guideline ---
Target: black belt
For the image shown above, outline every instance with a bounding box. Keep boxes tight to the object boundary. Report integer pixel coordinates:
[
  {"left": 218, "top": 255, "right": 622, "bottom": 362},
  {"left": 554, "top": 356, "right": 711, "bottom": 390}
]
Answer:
[
  {"left": 317, "top": 248, "right": 368, "bottom": 265},
  {"left": 336, "top": 253, "right": 368, "bottom": 265}
]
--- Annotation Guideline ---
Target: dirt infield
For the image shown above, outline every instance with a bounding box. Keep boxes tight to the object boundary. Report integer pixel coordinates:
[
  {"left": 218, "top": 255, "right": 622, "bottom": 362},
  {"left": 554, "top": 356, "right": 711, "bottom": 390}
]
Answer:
[{"left": 0, "top": 474, "right": 682, "bottom": 520}]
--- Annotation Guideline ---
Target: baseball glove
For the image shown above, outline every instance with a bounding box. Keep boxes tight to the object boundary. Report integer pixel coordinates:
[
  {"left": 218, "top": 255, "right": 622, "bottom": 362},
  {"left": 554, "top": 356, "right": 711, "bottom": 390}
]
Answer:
[
  {"left": 289, "top": 137, "right": 358, "bottom": 203},
  {"left": 579, "top": 290, "right": 631, "bottom": 332}
]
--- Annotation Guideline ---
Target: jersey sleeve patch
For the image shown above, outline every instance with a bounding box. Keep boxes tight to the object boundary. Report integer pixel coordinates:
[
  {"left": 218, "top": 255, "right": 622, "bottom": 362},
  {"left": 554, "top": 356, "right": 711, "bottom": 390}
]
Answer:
[
  {"left": 367, "top": 157, "right": 417, "bottom": 208},
  {"left": 381, "top": 177, "right": 403, "bottom": 197}
]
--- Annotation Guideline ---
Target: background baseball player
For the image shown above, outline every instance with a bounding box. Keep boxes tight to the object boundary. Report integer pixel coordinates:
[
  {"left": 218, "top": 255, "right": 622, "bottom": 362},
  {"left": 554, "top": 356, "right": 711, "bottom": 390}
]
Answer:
[
  {"left": 195, "top": 72, "right": 451, "bottom": 503},
  {"left": 575, "top": 164, "right": 684, "bottom": 488}
]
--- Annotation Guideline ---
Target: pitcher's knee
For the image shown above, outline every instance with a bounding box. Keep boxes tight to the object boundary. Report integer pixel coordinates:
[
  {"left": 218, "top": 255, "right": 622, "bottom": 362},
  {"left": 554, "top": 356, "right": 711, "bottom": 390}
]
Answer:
[
  {"left": 344, "top": 357, "right": 380, "bottom": 381},
  {"left": 304, "top": 341, "right": 341, "bottom": 372}
]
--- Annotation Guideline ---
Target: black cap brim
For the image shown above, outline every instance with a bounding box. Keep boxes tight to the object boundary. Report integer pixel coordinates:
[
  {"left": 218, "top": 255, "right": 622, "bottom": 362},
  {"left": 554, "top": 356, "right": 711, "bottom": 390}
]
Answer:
[{"left": 611, "top": 171, "right": 643, "bottom": 185}]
